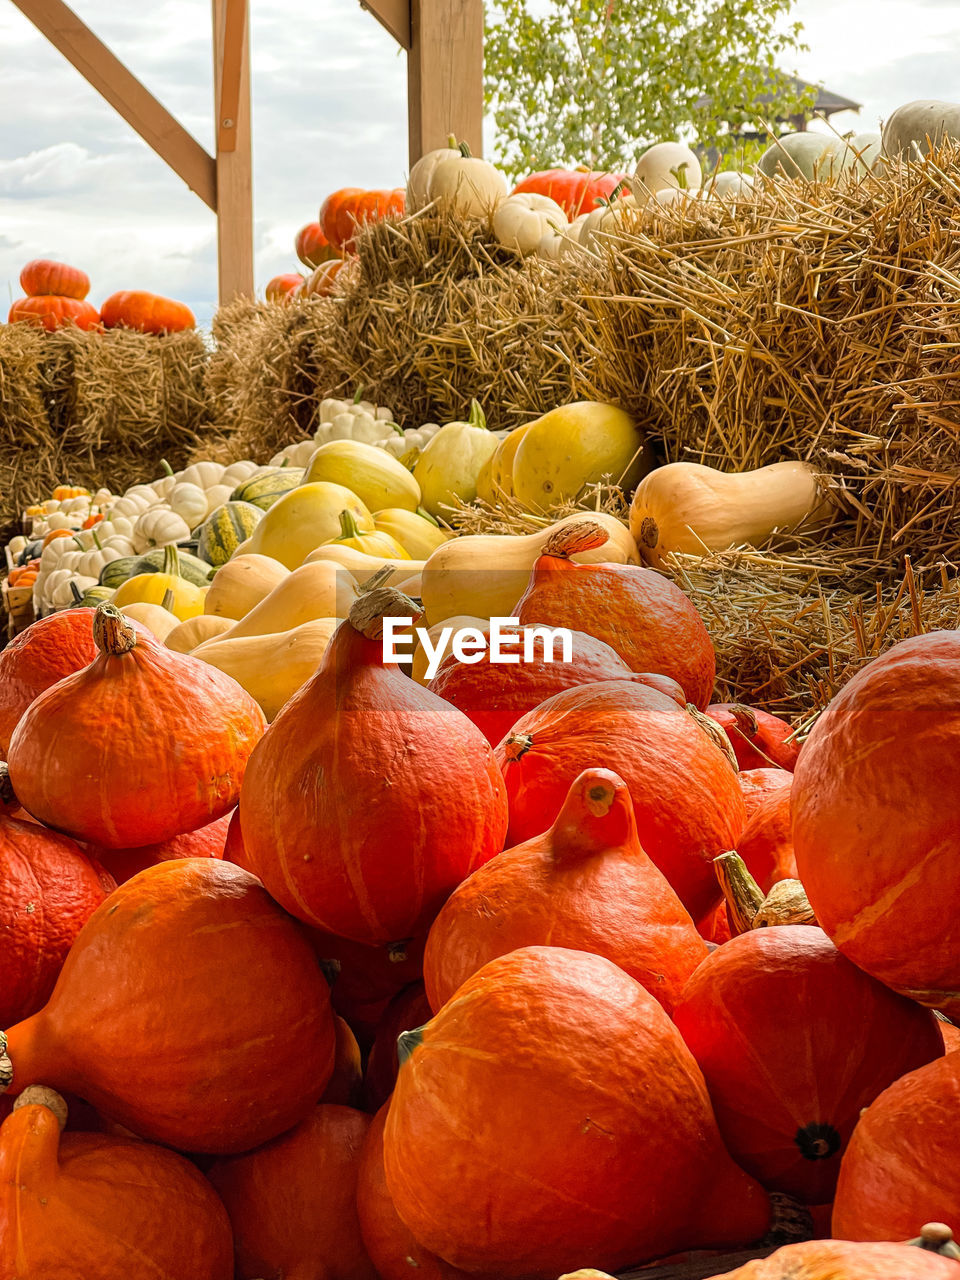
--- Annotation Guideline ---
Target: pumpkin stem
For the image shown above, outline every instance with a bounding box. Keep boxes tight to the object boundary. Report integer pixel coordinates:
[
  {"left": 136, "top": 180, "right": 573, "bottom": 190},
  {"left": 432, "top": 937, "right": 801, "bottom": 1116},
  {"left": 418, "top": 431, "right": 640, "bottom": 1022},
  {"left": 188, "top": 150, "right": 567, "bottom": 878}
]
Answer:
[
  {"left": 397, "top": 1026, "right": 424, "bottom": 1067},
  {"left": 753, "top": 879, "right": 817, "bottom": 928},
  {"left": 910, "top": 1224, "right": 960, "bottom": 1260},
  {"left": 162, "top": 544, "right": 181, "bottom": 578},
  {"left": 541, "top": 519, "right": 609, "bottom": 559},
  {"left": 160, "top": 459, "right": 175, "bottom": 477},
  {"left": 467, "top": 399, "right": 488, "bottom": 430},
  {"left": 687, "top": 705, "right": 738, "bottom": 771},
  {"left": 69, "top": 580, "right": 84, "bottom": 606},
  {"left": 388, "top": 940, "right": 412, "bottom": 963},
  {"left": 353, "top": 385, "right": 365, "bottom": 404},
  {"left": 161, "top": 588, "right": 176, "bottom": 613},
  {"left": 638, "top": 515, "right": 659, "bottom": 550},
  {"left": 13, "top": 1086, "right": 68, "bottom": 1130},
  {"left": 337, "top": 509, "right": 365, "bottom": 542},
  {"left": 714, "top": 851, "right": 764, "bottom": 935},
  {"left": 0, "top": 1031, "right": 12, "bottom": 1092},
  {"left": 0, "top": 762, "right": 17, "bottom": 812},
  {"left": 729, "top": 704, "right": 760, "bottom": 738},
  {"left": 551, "top": 768, "right": 637, "bottom": 861},
  {"left": 348, "top": 586, "right": 422, "bottom": 639},
  {"left": 416, "top": 506, "right": 440, "bottom": 527},
  {"left": 91, "top": 528, "right": 103, "bottom": 551},
  {"left": 93, "top": 603, "right": 139, "bottom": 656},
  {"left": 502, "top": 732, "right": 533, "bottom": 762}
]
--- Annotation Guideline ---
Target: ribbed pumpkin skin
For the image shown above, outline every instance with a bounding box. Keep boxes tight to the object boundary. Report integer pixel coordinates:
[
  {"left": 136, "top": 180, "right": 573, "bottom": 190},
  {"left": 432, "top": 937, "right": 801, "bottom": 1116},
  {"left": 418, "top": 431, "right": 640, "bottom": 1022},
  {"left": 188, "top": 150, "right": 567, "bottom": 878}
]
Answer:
[
  {"left": 20, "top": 258, "right": 91, "bottom": 299},
  {"left": 495, "top": 680, "right": 745, "bottom": 921},
  {"left": 209, "top": 1104, "right": 378, "bottom": 1280},
  {"left": 231, "top": 468, "right": 305, "bottom": 510},
  {"left": 832, "top": 1052, "right": 960, "bottom": 1241},
  {"left": 384, "top": 946, "right": 770, "bottom": 1277},
  {"left": 792, "top": 632, "right": 960, "bottom": 1016},
  {"left": 737, "top": 783, "right": 797, "bottom": 893},
  {"left": 8, "top": 295, "right": 100, "bottom": 331},
  {"left": 674, "top": 927, "right": 945, "bottom": 1204},
  {"left": 515, "top": 547, "right": 716, "bottom": 709},
  {"left": 0, "top": 817, "right": 115, "bottom": 1027},
  {"left": 100, "top": 290, "right": 195, "bottom": 334},
  {"left": 239, "top": 613, "right": 508, "bottom": 945},
  {"left": 428, "top": 625, "right": 685, "bottom": 745},
  {"left": 2, "top": 859, "right": 337, "bottom": 1153},
  {"left": 706, "top": 704, "right": 801, "bottom": 771},
  {"left": 704, "top": 1239, "right": 960, "bottom": 1280},
  {"left": 0, "top": 1101, "right": 233, "bottom": 1280},
  {"left": 0, "top": 608, "right": 100, "bottom": 755},
  {"left": 93, "top": 810, "right": 231, "bottom": 884},
  {"left": 424, "top": 768, "right": 707, "bottom": 1014},
  {"left": 197, "top": 501, "right": 264, "bottom": 566},
  {"left": 7, "top": 610, "right": 266, "bottom": 849},
  {"left": 738, "top": 768, "right": 792, "bottom": 821}
]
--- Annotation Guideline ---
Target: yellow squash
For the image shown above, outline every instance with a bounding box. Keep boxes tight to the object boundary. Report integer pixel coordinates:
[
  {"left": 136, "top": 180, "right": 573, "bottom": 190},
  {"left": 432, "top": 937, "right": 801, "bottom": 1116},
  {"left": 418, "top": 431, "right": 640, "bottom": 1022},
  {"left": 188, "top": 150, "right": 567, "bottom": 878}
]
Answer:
[
  {"left": 303, "top": 440, "right": 420, "bottom": 513},
  {"left": 477, "top": 421, "right": 534, "bottom": 504},
  {"left": 165, "top": 615, "right": 234, "bottom": 653},
  {"left": 413, "top": 401, "right": 500, "bottom": 518},
  {"left": 304, "top": 544, "right": 425, "bottom": 586},
  {"left": 512, "top": 401, "right": 652, "bottom": 513},
  {"left": 333, "top": 510, "right": 410, "bottom": 559},
  {"left": 420, "top": 511, "right": 639, "bottom": 624},
  {"left": 112, "top": 546, "right": 205, "bottom": 621},
  {"left": 192, "top": 618, "right": 339, "bottom": 721},
  {"left": 629, "top": 460, "right": 831, "bottom": 565},
  {"left": 243, "top": 482, "right": 373, "bottom": 570},
  {"left": 373, "top": 508, "right": 450, "bottom": 558},
  {"left": 222, "top": 560, "right": 358, "bottom": 640},
  {"left": 118, "top": 601, "right": 180, "bottom": 642},
  {"left": 204, "top": 553, "right": 290, "bottom": 620}
]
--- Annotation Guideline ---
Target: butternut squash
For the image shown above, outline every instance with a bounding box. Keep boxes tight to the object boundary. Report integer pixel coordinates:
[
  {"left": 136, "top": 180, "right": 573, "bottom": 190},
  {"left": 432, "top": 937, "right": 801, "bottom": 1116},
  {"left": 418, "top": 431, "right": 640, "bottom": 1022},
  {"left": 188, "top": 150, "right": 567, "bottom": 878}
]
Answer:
[
  {"left": 118, "top": 601, "right": 180, "bottom": 642},
  {"left": 192, "top": 619, "right": 339, "bottom": 721},
  {"left": 629, "top": 460, "right": 831, "bottom": 565},
  {"left": 165, "top": 614, "right": 234, "bottom": 653},
  {"left": 419, "top": 511, "right": 639, "bottom": 624},
  {"left": 304, "top": 544, "right": 426, "bottom": 586},
  {"left": 221, "top": 561, "right": 358, "bottom": 639},
  {"left": 204, "top": 553, "right": 290, "bottom": 620},
  {"left": 411, "top": 615, "right": 486, "bottom": 685}
]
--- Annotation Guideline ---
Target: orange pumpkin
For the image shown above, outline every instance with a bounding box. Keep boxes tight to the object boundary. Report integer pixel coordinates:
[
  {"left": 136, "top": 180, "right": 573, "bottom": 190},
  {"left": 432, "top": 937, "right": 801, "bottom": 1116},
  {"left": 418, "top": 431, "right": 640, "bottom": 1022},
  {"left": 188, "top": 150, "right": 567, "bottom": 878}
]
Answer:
[
  {"left": 91, "top": 810, "right": 232, "bottom": 884},
  {"left": 364, "top": 983, "right": 432, "bottom": 1113},
  {"left": 674, "top": 926, "right": 945, "bottom": 1203},
  {"left": 8, "top": 295, "right": 100, "bottom": 331},
  {"left": 704, "top": 1237, "right": 960, "bottom": 1280},
  {"left": 511, "top": 168, "right": 631, "bottom": 217},
  {"left": 100, "top": 290, "right": 195, "bottom": 334},
  {"left": 19, "top": 259, "right": 91, "bottom": 300},
  {"left": 738, "top": 767, "right": 793, "bottom": 821},
  {"left": 0, "top": 608, "right": 101, "bottom": 755},
  {"left": 515, "top": 520, "right": 717, "bottom": 709},
  {"left": 384, "top": 946, "right": 770, "bottom": 1275},
  {"left": 424, "top": 767, "right": 708, "bottom": 1014},
  {"left": 495, "top": 679, "right": 745, "bottom": 921},
  {"left": 265, "top": 271, "right": 304, "bottom": 302},
  {"left": 7, "top": 604, "right": 266, "bottom": 849},
  {"left": 303, "top": 259, "right": 345, "bottom": 297},
  {"left": 51, "top": 485, "right": 90, "bottom": 501},
  {"left": 737, "top": 780, "right": 797, "bottom": 893},
  {"left": 792, "top": 632, "right": 960, "bottom": 1017},
  {"left": 707, "top": 703, "right": 801, "bottom": 770},
  {"left": 296, "top": 221, "right": 338, "bottom": 268},
  {"left": 0, "top": 1088, "right": 233, "bottom": 1279},
  {"left": 309, "top": 930, "right": 428, "bottom": 1052},
  {"left": 320, "top": 187, "right": 406, "bottom": 254},
  {"left": 209, "top": 1104, "right": 378, "bottom": 1280},
  {"left": 321, "top": 1015, "right": 364, "bottom": 1107},
  {"left": 0, "top": 859, "right": 336, "bottom": 1153}
]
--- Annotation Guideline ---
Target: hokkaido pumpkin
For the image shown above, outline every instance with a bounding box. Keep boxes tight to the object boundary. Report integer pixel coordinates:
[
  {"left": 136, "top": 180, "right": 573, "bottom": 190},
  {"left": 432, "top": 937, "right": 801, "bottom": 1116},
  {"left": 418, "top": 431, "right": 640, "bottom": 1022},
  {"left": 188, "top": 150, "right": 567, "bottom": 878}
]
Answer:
[
  {"left": 208, "top": 1104, "right": 378, "bottom": 1280},
  {"left": 20, "top": 258, "right": 90, "bottom": 299},
  {"left": 428, "top": 622, "right": 686, "bottom": 744},
  {"left": 7, "top": 605, "right": 266, "bottom": 849},
  {"left": 792, "top": 632, "right": 960, "bottom": 1017},
  {"left": 0, "top": 816, "right": 115, "bottom": 1028},
  {"left": 308, "top": 930, "right": 428, "bottom": 1050},
  {"left": 92, "top": 810, "right": 231, "bottom": 884},
  {"left": 737, "top": 780, "right": 797, "bottom": 892},
  {"left": 0, "top": 607, "right": 99, "bottom": 755},
  {"left": 100, "top": 290, "right": 195, "bottom": 334},
  {"left": 424, "top": 767, "right": 708, "bottom": 1013},
  {"left": 411, "top": 614, "right": 487, "bottom": 685},
  {"left": 265, "top": 272, "right": 304, "bottom": 302},
  {"left": 739, "top": 767, "right": 793, "bottom": 820},
  {"left": 495, "top": 680, "right": 745, "bottom": 921},
  {"left": 515, "top": 520, "right": 717, "bottom": 708},
  {"left": 707, "top": 703, "right": 801, "bottom": 770},
  {"left": 0, "top": 1088, "right": 234, "bottom": 1280},
  {"left": 296, "top": 221, "right": 338, "bottom": 268},
  {"left": 384, "top": 946, "right": 770, "bottom": 1275},
  {"left": 832, "top": 1052, "right": 960, "bottom": 1241},
  {"left": 8, "top": 295, "right": 100, "bottom": 331},
  {"left": 363, "top": 983, "right": 432, "bottom": 1113},
  {"left": 674, "top": 927, "right": 944, "bottom": 1204},
  {"left": 0, "top": 859, "right": 337, "bottom": 1152},
  {"left": 321, "top": 1016, "right": 364, "bottom": 1107},
  {"left": 704, "top": 1237, "right": 960, "bottom": 1280},
  {"left": 239, "top": 587, "right": 508, "bottom": 944}
]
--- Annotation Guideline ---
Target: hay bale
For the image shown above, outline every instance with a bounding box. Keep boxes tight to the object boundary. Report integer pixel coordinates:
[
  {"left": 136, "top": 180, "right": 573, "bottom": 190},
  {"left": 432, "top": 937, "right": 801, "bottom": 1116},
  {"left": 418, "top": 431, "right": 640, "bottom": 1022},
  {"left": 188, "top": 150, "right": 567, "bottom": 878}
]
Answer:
[{"left": 0, "top": 324, "right": 61, "bottom": 544}]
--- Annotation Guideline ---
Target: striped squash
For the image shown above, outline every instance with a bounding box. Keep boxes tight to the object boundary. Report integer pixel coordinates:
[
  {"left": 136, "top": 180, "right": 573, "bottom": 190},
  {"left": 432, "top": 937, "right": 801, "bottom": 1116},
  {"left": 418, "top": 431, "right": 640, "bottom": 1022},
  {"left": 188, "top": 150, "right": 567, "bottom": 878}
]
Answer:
[
  {"left": 197, "top": 501, "right": 264, "bottom": 567},
  {"left": 231, "top": 467, "right": 304, "bottom": 512},
  {"left": 80, "top": 585, "right": 115, "bottom": 607},
  {"left": 100, "top": 550, "right": 214, "bottom": 591}
]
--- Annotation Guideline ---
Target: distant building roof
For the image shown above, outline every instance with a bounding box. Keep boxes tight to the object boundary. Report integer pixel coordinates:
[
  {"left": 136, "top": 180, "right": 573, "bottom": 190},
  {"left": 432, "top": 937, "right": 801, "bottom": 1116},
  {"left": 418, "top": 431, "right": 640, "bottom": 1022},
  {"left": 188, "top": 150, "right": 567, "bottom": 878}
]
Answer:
[{"left": 696, "top": 75, "right": 862, "bottom": 122}]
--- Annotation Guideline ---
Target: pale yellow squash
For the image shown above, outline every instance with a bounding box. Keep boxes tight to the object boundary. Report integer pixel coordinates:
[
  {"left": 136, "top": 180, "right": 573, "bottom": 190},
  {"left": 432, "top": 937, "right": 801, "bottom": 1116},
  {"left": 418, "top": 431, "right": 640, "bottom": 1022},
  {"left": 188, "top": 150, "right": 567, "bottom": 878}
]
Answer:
[
  {"left": 204, "top": 553, "right": 290, "bottom": 620},
  {"left": 118, "top": 601, "right": 180, "bottom": 641},
  {"left": 165, "top": 614, "right": 234, "bottom": 653},
  {"left": 391, "top": 571, "right": 422, "bottom": 598},
  {"left": 112, "top": 551, "right": 205, "bottom": 622},
  {"left": 303, "top": 544, "right": 426, "bottom": 585},
  {"left": 193, "top": 618, "right": 339, "bottom": 721},
  {"left": 243, "top": 482, "right": 373, "bottom": 570},
  {"left": 629, "top": 460, "right": 831, "bottom": 566},
  {"left": 332, "top": 509, "right": 410, "bottom": 559},
  {"left": 413, "top": 401, "right": 500, "bottom": 518},
  {"left": 411, "top": 615, "right": 486, "bottom": 685},
  {"left": 373, "top": 508, "right": 450, "bottom": 558},
  {"left": 222, "top": 561, "right": 358, "bottom": 639},
  {"left": 303, "top": 440, "right": 421, "bottom": 513},
  {"left": 477, "top": 421, "right": 534, "bottom": 504},
  {"left": 511, "top": 401, "right": 652, "bottom": 512},
  {"left": 420, "top": 511, "right": 639, "bottom": 624}
]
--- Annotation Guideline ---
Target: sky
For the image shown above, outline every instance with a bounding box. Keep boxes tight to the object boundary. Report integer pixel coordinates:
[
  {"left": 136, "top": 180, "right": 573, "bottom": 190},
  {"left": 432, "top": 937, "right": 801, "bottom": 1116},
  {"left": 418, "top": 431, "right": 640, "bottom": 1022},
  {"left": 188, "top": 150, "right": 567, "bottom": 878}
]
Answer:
[{"left": 2, "top": 0, "right": 960, "bottom": 328}]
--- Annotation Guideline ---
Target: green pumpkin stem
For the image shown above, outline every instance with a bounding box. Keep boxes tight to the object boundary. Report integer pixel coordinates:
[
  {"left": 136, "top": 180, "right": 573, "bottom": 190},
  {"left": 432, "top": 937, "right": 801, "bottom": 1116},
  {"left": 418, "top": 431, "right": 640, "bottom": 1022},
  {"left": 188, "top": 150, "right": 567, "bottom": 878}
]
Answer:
[
  {"left": 69, "top": 580, "right": 84, "bottom": 606},
  {"left": 161, "top": 588, "right": 176, "bottom": 613},
  {"left": 161, "top": 544, "right": 181, "bottom": 578},
  {"left": 714, "top": 851, "right": 764, "bottom": 935},
  {"left": 160, "top": 459, "right": 175, "bottom": 477},
  {"left": 93, "top": 603, "right": 139, "bottom": 656},
  {"left": 337, "top": 509, "right": 365, "bottom": 541},
  {"left": 397, "top": 1026, "right": 424, "bottom": 1067},
  {"left": 467, "top": 399, "right": 487, "bottom": 430},
  {"left": 91, "top": 528, "right": 103, "bottom": 551},
  {"left": 416, "top": 506, "right": 440, "bottom": 527}
]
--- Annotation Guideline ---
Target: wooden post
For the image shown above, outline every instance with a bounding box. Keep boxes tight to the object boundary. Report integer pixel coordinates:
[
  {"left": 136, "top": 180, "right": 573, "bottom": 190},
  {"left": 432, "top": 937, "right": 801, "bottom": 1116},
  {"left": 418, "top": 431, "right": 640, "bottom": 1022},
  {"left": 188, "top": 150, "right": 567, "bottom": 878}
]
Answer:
[
  {"left": 408, "top": 0, "right": 484, "bottom": 164},
  {"left": 212, "top": 0, "right": 254, "bottom": 302}
]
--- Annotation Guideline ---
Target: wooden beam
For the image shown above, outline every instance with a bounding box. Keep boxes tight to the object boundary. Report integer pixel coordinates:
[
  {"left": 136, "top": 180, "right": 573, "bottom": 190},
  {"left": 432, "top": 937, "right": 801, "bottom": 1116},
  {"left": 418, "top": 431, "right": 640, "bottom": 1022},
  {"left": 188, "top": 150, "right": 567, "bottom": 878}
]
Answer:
[
  {"left": 216, "top": 0, "right": 246, "bottom": 153},
  {"left": 212, "top": 0, "right": 253, "bottom": 302},
  {"left": 359, "top": 0, "right": 411, "bottom": 51},
  {"left": 407, "top": 0, "right": 483, "bottom": 166},
  {"left": 10, "top": 0, "right": 216, "bottom": 210}
]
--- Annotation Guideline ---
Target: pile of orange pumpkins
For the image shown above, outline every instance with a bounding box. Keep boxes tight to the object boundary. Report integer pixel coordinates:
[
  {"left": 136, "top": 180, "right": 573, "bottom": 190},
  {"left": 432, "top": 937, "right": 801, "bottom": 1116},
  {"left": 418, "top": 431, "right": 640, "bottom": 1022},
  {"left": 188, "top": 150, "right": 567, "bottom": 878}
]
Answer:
[
  {"left": 6, "top": 258, "right": 196, "bottom": 335},
  {"left": 0, "top": 520, "right": 957, "bottom": 1280}
]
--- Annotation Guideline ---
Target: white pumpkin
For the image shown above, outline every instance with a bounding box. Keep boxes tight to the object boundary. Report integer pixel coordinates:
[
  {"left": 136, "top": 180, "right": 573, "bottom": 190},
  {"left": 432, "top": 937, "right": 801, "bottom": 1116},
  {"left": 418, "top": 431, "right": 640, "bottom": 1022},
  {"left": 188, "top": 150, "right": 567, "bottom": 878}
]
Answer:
[
  {"left": 101, "top": 535, "right": 136, "bottom": 556},
  {"left": 77, "top": 544, "right": 122, "bottom": 578},
  {"left": 132, "top": 507, "right": 191, "bottom": 554},
  {"left": 203, "top": 484, "right": 235, "bottom": 518},
  {"left": 578, "top": 196, "right": 639, "bottom": 252},
  {"left": 709, "top": 171, "right": 755, "bottom": 199},
  {"left": 882, "top": 100, "right": 960, "bottom": 160},
  {"left": 152, "top": 473, "right": 179, "bottom": 501},
  {"left": 124, "top": 484, "right": 162, "bottom": 507},
  {"left": 102, "top": 514, "right": 135, "bottom": 539},
  {"left": 221, "top": 459, "right": 260, "bottom": 485},
  {"left": 426, "top": 142, "right": 509, "bottom": 218},
  {"left": 406, "top": 144, "right": 460, "bottom": 212},
  {"left": 50, "top": 574, "right": 97, "bottom": 611},
  {"left": 538, "top": 212, "right": 590, "bottom": 260},
  {"left": 110, "top": 494, "right": 152, "bottom": 519},
  {"left": 493, "top": 192, "right": 567, "bottom": 256},
  {"left": 647, "top": 185, "right": 702, "bottom": 212},
  {"left": 169, "top": 482, "right": 209, "bottom": 529},
  {"left": 44, "top": 512, "right": 77, "bottom": 532},
  {"left": 758, "top": 132, "right": 846, "bottom": 182},
  {"left": 633, "top": 142, "right": 703, "bottom": 197},
  {"left": 179, "top": 461, "right": 226, "bottom": 491},
  {"left": 843, "top": 131, "right": 883, "bottom": 176},
  {"left": 270, "top": 441, "right": 320, "bottom": 470}
]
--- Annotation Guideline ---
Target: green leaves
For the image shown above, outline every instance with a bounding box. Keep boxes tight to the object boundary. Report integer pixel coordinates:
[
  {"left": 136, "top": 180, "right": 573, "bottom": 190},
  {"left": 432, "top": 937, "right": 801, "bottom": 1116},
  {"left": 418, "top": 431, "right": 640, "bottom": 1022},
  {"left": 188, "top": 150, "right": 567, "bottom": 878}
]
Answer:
[{"left": 484, "top": 0, "right": 811, "bottom": 180}]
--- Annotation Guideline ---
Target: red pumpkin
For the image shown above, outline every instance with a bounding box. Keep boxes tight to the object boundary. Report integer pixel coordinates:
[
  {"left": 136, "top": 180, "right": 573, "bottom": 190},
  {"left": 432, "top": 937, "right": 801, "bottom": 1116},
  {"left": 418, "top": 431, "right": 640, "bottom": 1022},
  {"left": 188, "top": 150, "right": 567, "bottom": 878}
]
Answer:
[
  {"left": 673, "top": 926, "right": 944, "bottom": 1204},
  {"left": 832, "top": 1051, "right": 960, "bottom": 1241},
  {"left": 0, "top": 859, "right": 336, "bottom": 1153},
  {"left": 738, "top": 767, "right": 793, "bottom": 820},
  {"left": 320, "top": 187, "right": 406, "bottom": 254},
  {"left": 700, "top": 901, "right": 733, "bottom": 946},
  {"left": 265, "top": 272, "right": 304, "bottom": 302},
  {"left": 239, "top": 589, "right": 508, "bottom": 945},
  {"left": 296, "top": 220, "right": 338, "bottom": 268},
  {"left": 0, "top": 1088, "right": 233, "bottom": 1279},
  {"left": 209, "top": 1104, "right": 377, "bottom": 1280},
  {"left": 100, "top": 290, "right": 195, "bottom": 334},
  {"left": 495, "top": 680, "right": 745, "bottom": 921},
  {"left": 511, "top": 168, "right": 631, "bottom": 218},
  {"left": 384, "top": 946, "right": 769, "bottom": 1276},
  {"left": 321, "top": 1015, "right": 364, "bottom": 1107},
  {"left": 737, "top": 781, "right": 797, "bottom": 893},
  {"left": 792, "top": 632, "right": 960, "bottom": 1017},
  {"left": 941, "top": 1018, "right": 960, "bottom": 1053},
  {"left": 7, "top": 604, "right": 266, "bottom": 849},
  {"left": 0, "top": 608, "right": 100, "bottom": 756},
  {"left": 707, "top": 703, "right": 801, "bottom": 770},
  {"left": 0, "top": 815, "right": 115, "bottom": 1028},
  {"left": 19, "top": 259, "right": 90, "bottom": 300},
  {"left": 303, "top": 259, "right": 346, "bottom": 297},
  {"left": 428, "top": 622, "right": 685, "bottom": 745},
  {"left": 93, "top": 810, "right": 231, "bottom": 884},
  {"left": 424, "top": 767, "right": 707, "bottom": 1014},
  {"left": 8, "top": 295, "right": 100, "bottom": 331},
  {"left": 515, "top": 520, "right": 716, "bottom": 708},
  {"left": 705, "top": 1238, "right": 960, "bottom": 1280},
  {"left": 364, "top": 983, "right": 432, "bottom": 1113},
  {"left": 309, "top": 930, "right": 428, "bottom": 1052}
]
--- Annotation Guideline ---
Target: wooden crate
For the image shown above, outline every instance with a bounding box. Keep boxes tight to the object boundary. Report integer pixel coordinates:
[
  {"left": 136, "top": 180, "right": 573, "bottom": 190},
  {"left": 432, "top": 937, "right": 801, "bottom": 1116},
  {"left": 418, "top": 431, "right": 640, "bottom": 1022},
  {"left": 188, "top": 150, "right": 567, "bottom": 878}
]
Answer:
[{"left": 2, "top": 579, "right": 35, "bottom": 641}]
